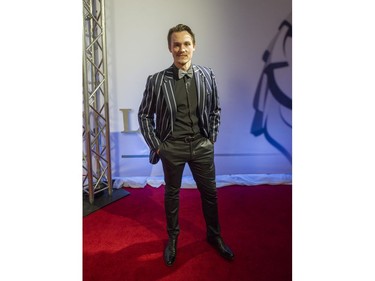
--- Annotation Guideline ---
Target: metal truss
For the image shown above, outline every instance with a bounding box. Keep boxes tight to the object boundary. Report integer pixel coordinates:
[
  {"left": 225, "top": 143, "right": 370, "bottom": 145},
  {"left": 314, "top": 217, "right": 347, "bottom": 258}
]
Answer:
[{"left": 82, "top": 0, "right": 112, "bottom": 204}]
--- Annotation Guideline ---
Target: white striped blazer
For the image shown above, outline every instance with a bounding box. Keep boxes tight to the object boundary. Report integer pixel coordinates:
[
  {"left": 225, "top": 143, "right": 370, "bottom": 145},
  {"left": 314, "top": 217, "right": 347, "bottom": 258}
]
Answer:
[{"left": 138, "top": 64, "right": 221, "bottom": 164}]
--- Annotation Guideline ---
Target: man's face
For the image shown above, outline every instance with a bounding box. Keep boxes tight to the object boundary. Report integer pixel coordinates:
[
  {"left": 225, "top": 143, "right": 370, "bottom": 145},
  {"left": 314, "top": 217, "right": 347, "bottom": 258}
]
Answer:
[{"left": 169, "top": 31, "right": 196, "bottom": 69}]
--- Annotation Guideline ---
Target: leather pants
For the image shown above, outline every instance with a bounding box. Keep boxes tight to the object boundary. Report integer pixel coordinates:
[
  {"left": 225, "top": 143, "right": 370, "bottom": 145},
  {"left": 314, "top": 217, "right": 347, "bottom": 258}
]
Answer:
[{"left": 159, "top": 136, "right": 221, "bottom": 239}]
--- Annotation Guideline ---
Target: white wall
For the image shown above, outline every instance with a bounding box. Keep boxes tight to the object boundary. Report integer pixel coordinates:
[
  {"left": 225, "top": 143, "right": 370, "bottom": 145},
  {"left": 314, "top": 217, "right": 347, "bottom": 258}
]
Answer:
[{"left": 105, "top": 0, "right": 292, "bottom": 177}]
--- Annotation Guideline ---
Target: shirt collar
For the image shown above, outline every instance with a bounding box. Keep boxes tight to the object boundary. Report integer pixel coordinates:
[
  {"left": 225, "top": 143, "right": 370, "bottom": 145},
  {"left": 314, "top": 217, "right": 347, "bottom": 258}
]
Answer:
[{"left": 173, "top": 64, "right": 193, "bottom": 80}]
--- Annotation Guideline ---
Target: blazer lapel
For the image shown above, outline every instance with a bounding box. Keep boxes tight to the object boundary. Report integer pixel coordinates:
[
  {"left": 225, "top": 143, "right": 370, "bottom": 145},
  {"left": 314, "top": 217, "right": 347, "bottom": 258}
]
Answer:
[
  {"left": 161, "top": 66, "right": 177, "bottom": 127},
  {"left": 193, "top": 64, "right": 205, "bottom": 116}
]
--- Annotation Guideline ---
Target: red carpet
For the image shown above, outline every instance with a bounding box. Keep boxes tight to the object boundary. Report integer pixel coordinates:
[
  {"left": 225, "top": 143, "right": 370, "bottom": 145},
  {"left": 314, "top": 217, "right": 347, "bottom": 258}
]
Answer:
[{"left": 83, "top": 184, "right": 292, "bottom": 281}]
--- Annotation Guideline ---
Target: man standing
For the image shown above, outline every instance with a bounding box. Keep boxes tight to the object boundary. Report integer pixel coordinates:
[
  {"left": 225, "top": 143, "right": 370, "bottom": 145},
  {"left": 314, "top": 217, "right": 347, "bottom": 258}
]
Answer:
[{"left": 138, "top": 24, "right": 234, "bottom": 266}]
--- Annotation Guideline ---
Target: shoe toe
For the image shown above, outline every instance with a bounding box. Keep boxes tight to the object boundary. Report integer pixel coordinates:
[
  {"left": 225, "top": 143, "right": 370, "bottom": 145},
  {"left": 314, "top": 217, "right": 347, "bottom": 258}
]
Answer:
[{"left": 207, "top": 236, "right": 234, "bottom": 261}]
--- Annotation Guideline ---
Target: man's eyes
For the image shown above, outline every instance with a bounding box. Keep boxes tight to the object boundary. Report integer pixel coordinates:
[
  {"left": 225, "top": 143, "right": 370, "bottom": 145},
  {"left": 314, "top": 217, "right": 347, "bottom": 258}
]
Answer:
[{"left": 173, "top": 42, "right": 191, "bottom": 47}]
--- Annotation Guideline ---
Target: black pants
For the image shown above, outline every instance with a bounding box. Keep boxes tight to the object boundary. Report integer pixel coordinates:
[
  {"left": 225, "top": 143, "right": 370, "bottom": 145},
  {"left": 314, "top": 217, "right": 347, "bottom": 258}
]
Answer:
[{"left": 159, "top": 136, "right": 221, "bottom": 239}]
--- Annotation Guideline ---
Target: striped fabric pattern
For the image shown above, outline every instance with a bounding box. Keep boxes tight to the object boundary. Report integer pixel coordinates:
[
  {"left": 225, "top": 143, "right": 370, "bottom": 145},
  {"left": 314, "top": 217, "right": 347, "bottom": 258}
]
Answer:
[{"left": 138, "top": 64, "right": 221, "bottom": 164}]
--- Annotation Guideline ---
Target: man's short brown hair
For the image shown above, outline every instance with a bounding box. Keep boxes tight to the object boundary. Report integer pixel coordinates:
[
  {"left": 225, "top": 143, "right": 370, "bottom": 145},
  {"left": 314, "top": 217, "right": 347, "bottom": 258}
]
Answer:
[{"left": 167, "top": 24, "right": 196, "bottom": 50}]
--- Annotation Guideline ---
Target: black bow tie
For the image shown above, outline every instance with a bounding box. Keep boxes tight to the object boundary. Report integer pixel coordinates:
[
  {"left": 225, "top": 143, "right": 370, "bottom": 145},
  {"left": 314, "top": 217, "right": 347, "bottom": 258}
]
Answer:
[{"left": 178, "top": 68, "right": 193, "bottom": 79}]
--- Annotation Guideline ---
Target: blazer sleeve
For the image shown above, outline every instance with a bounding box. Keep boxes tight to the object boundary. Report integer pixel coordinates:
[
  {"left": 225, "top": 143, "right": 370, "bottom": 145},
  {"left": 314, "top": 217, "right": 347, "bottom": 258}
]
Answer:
[
  {"left": 138, "top": 75, "right": 161, "bottom": 157},
  {"left": 209, "top": 69, "right": 221, "bottom": 143}
]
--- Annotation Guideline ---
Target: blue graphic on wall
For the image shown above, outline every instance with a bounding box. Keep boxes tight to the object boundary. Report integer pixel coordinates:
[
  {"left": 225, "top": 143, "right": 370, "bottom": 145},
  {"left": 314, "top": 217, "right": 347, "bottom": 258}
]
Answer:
[{"left": 251, "top": 13, "right": 292, "bottom": 163}]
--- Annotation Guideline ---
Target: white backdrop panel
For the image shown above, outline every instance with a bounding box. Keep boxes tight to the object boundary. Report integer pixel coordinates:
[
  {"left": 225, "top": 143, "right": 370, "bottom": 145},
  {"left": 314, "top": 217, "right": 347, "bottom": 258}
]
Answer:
[{"left": 105, "top": 0, "right": 292, "bottom": 178}]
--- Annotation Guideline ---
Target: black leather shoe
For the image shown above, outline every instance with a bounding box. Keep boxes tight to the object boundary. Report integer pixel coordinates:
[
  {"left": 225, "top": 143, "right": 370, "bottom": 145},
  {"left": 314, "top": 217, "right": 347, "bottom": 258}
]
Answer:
[
  {"left": 207, "top": 236, "right": 234, "bottom": 261},
  {"left": 164, "top": 238, "right": 177, "bottom": 266}
]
